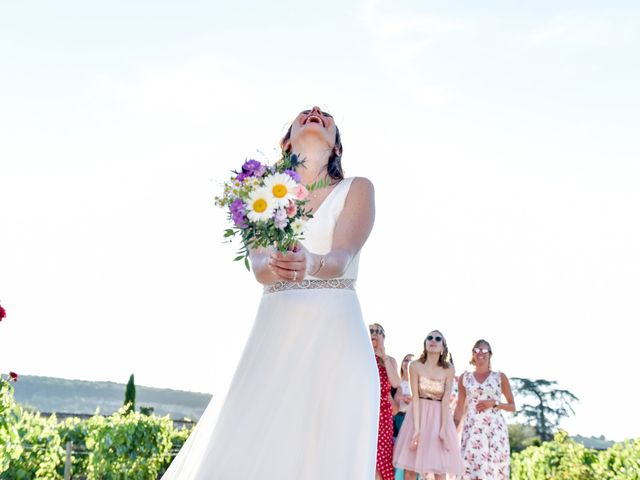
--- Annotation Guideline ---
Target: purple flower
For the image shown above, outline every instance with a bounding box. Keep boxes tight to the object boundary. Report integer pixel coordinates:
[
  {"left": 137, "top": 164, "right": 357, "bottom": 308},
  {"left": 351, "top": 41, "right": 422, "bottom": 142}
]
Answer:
[
  {"left": 235, "top": 172, "right": 249, "bottom": 182},
  {"left": 230, "top": 199, "right": 247, "bottom": 227},
  {"left": 255, "top": 164, "right": 267, "bottom": 177},
  {"left": 284, "top": 169, "right": 301, "bottom": 183},
  {"left": 273, "top": 208, "right": 288, "bottom": 230},
  {"left": 232, "top": 211, "right": 247, "bottom": 228},
  {"left": 242, "top": 159, "right": 264, "bottom": 176},
  {"left": 230, "top": 198, "right": 244, "bottom": 214}
]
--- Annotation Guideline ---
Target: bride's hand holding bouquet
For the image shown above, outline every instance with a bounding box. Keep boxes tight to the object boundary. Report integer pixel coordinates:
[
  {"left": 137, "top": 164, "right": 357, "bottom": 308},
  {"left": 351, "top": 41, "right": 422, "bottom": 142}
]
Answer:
[{"left": 268, "top": 244, "right": 308, "bottom": 282}]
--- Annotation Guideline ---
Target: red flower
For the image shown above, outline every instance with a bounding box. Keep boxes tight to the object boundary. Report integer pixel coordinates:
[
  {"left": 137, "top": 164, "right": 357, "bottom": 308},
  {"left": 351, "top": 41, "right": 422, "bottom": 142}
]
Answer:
[
  {"left": 9, "top": 371, "right": 18, "bottom": 381},
  {"left": 0, "top": 304, "right": 6, "bottom": 320}
]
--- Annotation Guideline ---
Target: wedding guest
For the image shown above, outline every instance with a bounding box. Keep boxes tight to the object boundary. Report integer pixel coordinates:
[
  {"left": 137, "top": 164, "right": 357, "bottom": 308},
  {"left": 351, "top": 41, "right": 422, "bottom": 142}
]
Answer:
[
  {"left": 371, "top": 323, "right": 401, "bottom": 480},
  {"left": 392, "top": 353, "right": 414, "bottom": 480},
  {"left": 453, "top": 340, "right": 516, "bottom": 480},
  {"left": 394, "top": 330, "right": 463, "bottom": 480},
  {"left": 392, "top": 354, "right": 414, "bottom": 439},
  {"left": 450, "top": 374, "right": 460, "bottom": 417}
]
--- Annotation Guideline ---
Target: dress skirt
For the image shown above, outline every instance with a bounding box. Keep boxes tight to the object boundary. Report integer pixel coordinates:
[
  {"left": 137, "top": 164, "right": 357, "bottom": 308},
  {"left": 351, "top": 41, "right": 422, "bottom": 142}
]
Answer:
[
  {"left": 161, "top": 287, "right": 380, "bottom": 479},
  {"left": 393, "top": 398, "right": 463, "bottom": 477}
]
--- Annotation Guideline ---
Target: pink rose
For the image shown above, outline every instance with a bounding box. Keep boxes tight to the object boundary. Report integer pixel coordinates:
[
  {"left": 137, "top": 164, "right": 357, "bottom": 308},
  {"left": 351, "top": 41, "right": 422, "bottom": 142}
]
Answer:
[
  {"left": 0, "top": 304, "right": 5, "bottom": 321},
  {"left": 294, "top": 184, "right": 309, "bottom": 201},
  {"left": 285, "top": 201, "right": 297, "bottom": 218}
]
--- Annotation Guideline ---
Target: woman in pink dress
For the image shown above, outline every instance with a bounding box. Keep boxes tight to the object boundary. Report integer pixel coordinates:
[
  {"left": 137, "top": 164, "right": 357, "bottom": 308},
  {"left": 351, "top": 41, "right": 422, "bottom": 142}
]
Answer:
[
  {"left": 370, "top": 323, "right": 401, "bottom": 480},
  {"left": 393, "top": 330, "right": 463, "bottom": 480},
  {"left": 453, "top": 339, "right": 516, "bottom": 480}
]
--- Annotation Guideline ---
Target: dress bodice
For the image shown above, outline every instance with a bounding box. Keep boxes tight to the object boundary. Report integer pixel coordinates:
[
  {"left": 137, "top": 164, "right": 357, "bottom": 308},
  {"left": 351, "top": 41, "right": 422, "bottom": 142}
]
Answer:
[
  {"left": 462, "top": 371, "right": 502, "bottom": 405},
  {"left": 301, "top": 177, "right": 359, "bottom": 280},
  {"left": 418, "top": 376, "right": 446, "bottom": 401}
]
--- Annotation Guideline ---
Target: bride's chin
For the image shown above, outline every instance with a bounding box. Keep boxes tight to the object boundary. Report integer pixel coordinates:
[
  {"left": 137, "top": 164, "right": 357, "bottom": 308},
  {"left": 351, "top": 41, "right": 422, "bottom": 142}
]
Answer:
[{"left": 295, "top": 127, "right": 332, "bottom": 143}]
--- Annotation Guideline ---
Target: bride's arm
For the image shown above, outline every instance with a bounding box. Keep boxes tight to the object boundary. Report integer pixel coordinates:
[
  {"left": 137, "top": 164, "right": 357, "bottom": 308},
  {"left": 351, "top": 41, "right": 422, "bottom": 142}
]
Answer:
[
  {"left": 307, "top": 177, "right": 375, "bottom": 279},
  {"left": 267, "top": 177, "right": 375, "bottom": 281}
]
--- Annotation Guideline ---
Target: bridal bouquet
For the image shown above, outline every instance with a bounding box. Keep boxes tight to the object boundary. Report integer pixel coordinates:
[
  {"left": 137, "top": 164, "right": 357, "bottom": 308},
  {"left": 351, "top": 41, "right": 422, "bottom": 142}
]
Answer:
[{"left": 215, "top": 152, "right": 318, "bottom": 270}]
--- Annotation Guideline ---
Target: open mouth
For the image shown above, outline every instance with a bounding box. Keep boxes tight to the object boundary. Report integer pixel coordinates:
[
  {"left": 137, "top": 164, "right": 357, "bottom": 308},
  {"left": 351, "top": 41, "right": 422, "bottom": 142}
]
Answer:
[{"left": 304, "top": 115, "right": 324, "bottom": 127}]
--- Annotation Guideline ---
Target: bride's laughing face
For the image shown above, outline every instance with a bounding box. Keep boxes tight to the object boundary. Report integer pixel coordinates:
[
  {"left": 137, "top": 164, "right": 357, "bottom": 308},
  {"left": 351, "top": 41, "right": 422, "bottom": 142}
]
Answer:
[{"left": 288, "top": 106, "right": 337, "bottom": 149}]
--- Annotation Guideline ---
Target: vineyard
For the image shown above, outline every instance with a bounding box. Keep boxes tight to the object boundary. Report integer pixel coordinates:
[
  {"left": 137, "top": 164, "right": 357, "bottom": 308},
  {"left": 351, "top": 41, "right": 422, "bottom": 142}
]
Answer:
[
  {"left": 2, "top": 380, "right": 640, "bottom": 479},
  {"left": 511, "top": 431, "right": 640, "bottom": 479},
  {"left": 1, "top": 380, "right": 191, "bottom": 479}
]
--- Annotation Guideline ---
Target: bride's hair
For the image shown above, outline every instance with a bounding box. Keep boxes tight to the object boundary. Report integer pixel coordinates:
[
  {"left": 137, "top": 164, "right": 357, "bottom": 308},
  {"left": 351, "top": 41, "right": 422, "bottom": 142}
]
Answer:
[
  {"left": 418, "top": 330, "right": 453, "bottom": 369},
  {"left": 280, "top": 121, "right": 344, "bottom": 182}
]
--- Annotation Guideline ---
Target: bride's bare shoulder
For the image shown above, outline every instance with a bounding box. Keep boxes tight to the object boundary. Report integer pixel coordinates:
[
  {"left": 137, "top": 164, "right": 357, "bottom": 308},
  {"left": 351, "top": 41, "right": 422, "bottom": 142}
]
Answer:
[{"left": 346, "top": 177, "right": 374, "bottom": 201}]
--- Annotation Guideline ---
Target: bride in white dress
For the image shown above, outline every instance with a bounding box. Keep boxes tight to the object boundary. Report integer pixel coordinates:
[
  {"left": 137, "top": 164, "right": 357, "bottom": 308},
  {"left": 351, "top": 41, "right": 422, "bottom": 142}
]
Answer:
[{"left": 161, "top": 106, "right": 379, "bottom": 479}]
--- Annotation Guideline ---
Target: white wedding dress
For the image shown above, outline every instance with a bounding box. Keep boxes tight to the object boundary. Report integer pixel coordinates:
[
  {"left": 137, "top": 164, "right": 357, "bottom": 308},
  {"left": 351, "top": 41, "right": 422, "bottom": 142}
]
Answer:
[{"left": 162, "top": 177, "right": 380, "bottom": 479}]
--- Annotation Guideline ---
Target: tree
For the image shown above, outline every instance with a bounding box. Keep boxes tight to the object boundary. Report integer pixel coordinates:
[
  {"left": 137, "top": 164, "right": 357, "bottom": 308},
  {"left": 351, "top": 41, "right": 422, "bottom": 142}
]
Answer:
[
  {"left": 508, "top": 423, "right": 540, "bottom": 452},
  {"left": 139, "top": 406, "right": 154, "bottom": 416},
  {"left": 123, "top": 374, "right": 136, "bottom": 413},
  {"left": 511, "top": 377, "right": 578, "bottom": 441}
]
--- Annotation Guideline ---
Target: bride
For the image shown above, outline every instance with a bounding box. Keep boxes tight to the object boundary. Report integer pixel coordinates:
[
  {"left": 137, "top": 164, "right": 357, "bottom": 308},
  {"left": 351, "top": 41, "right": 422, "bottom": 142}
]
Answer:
[{"left": 161, "top": 106, "right": 379, "bottom": 479}]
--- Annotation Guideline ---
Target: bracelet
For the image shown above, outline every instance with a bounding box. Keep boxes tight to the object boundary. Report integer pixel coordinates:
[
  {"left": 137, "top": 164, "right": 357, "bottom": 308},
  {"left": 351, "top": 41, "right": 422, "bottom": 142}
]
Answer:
[
  {"left": 309, "top": 255, "right": 325, "bottom": 276},
  {"left": 492, "top": 402, "right": 500, "bottom": 411}
]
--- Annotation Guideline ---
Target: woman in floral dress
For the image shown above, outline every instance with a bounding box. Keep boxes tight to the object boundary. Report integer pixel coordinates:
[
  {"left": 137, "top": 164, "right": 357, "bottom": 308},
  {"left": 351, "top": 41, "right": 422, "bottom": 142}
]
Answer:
[{"left": 453, "top": 340, "right": 516, "bottom": 480}]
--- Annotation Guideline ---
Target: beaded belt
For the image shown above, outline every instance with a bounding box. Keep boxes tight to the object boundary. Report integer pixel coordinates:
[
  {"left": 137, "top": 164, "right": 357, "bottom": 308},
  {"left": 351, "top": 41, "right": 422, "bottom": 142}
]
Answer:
[{"left": 264, "top": 278, "right": 356, "bottom": 294}]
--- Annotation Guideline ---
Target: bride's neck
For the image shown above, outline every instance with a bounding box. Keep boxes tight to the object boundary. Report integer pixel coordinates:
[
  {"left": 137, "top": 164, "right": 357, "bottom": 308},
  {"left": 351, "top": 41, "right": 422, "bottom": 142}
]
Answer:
[{"left": 291, "top": 138, "right": 333, "bottom": 185}]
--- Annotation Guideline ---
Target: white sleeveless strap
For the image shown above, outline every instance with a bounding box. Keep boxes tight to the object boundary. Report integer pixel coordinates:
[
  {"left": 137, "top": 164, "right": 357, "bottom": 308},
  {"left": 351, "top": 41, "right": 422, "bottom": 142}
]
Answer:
[{"left": 327, "top": 177, "right": 355, "bottom": 215}]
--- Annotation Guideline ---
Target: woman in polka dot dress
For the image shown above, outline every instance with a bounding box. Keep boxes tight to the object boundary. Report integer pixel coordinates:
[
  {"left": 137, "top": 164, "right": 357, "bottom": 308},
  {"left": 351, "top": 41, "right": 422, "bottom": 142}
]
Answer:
[{"left": 370, "top": 323, "right": 401, "bottom": 480}]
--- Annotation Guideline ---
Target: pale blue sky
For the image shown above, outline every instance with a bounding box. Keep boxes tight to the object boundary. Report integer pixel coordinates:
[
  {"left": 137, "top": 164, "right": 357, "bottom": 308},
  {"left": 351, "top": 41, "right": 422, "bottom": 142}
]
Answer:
[{"left": 1, "top": 1, "right": 639, "bottom": 441}]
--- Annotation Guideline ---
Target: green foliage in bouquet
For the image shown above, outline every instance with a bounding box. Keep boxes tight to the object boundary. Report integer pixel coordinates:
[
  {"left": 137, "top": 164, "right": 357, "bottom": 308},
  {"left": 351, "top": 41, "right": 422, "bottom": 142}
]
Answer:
[
  {"left": 0, "top": 380, "right": 23, "bottom": 475},
  {"left": 3, "top": 411, "right": 65, "bottom": 480},
  {"left": 84, "top": 406, "right": 174, "bottom": 480}
]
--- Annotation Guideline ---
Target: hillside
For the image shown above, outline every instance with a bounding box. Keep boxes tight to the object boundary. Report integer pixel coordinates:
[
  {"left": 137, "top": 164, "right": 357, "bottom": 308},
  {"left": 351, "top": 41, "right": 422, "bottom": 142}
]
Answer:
[{"left": 11, "top": 374, "right": 211, "bottom": 421}]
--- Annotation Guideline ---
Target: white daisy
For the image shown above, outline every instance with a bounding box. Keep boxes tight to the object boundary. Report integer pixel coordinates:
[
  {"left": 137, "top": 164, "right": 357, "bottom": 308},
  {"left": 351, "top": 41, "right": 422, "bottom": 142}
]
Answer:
[
  {"left": 245, "top": 187, "right": 275, "bottom": 222},
  {"left": 291, "top": 218, "right": 307, "bottom": 235},
  {"left": 263, "top": 173, "right": 297, "bottom": 207}
]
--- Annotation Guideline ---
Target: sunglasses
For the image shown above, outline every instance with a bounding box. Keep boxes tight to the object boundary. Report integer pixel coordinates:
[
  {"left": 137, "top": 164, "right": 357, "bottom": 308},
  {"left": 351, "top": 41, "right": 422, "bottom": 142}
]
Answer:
[
  {"left": 370, "top": 327, "right": 384, "bottom": 336},
  {"left": 426, "top": 335, "right": 442, "bottom": 342},
  {"left": 473, "top": 347, "right": 491, "bottom": 354},
  {"left": 301, "top": 109, "right": 333, "bottom": 118}
]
